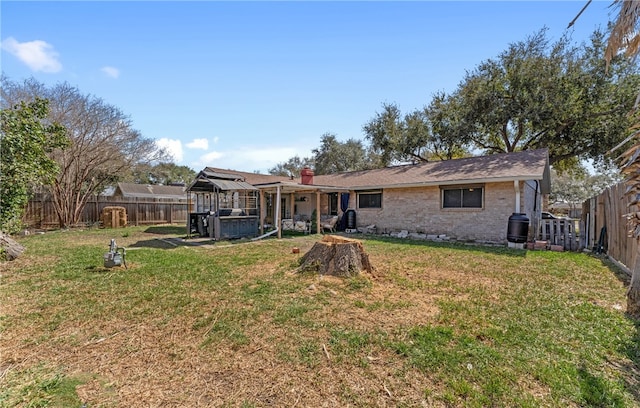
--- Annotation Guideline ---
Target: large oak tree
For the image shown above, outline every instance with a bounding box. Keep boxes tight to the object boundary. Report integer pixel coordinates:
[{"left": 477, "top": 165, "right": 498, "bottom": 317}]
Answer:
[{"left": 364, "top": 29, "right": 640, "bottom": 169}]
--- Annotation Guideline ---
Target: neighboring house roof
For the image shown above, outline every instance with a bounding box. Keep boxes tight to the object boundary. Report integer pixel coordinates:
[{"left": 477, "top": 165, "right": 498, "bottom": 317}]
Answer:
[
  {"left": 114, "top": 182, "right": 187, "bottom": 199},
  {"left": 314, "top": 149, "right": 551, "bottom": 193}
]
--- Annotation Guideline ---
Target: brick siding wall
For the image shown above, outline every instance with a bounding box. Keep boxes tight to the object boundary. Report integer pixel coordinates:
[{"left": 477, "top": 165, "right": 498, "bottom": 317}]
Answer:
[{"left": 348, "top": 181, "right": 523, "bottom": 243}]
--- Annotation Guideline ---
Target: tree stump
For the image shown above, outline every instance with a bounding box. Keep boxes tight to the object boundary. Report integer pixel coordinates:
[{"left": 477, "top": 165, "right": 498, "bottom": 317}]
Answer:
[
  {"left": 298, "top": 235, "right": 374, "bottom": 277},
  {"left": 0, "top": 232, "right": 25, "bottom": 261}
]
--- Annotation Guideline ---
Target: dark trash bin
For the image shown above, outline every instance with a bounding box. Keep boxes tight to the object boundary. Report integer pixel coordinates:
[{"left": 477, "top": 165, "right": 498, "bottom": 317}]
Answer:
[
  {"left": 346, "top": 209, "right": 356, "bottom": 230},
  {"left": 507, "top": 213, "right": 529, "bottom": 243}
]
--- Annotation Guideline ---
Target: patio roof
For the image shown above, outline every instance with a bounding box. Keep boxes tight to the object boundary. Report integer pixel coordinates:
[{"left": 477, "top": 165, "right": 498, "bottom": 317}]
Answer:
[
  {"left": 253, "top": 181, "right": 350, "bottom": 194},
  {"left": 188, "top": 177, "right": 258, "bottom": 192}
]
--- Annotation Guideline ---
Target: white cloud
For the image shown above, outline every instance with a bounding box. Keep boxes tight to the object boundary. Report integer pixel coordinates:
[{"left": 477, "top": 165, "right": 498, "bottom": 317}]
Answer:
[
  {"left": 1, "top": 37, "right": 62, "bottom": 73},
  {"left": 101, "top": 66, "right": 120, "bottom": 79},
  {"left": 200, "top": 151, "right": 223, "bottom": 162},
  {"left": 212, "top": 136, "right": 220, "bottom": 144},
  {"left": 186, "top": 138, "right": 209, "bottom": 150},
  {"left": 156, "top": 138, "right": 183, "bottom": 162},
  {"left": 195, "top": 146, "right": 303, "bottom": 173}
]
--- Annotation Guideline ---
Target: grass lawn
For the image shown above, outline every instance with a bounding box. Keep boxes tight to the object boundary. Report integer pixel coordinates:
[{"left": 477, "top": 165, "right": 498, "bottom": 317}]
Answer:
[{"left": 1, "top": 225, "right": 639, "bottom": 407}]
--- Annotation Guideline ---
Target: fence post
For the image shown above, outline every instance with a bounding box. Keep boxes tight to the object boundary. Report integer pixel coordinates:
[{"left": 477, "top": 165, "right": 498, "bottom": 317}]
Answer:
[{"left": 40, "top": 194, "right": 44, "bottom": 229}]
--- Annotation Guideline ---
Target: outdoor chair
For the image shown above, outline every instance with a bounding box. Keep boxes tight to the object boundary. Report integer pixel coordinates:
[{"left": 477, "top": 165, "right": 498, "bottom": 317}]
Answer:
[
  {"left": 321, "top": 215, "right": 339, "bottom": 233},
  {"left": 282, "top": 218, "right": 310, "bottom": 233}
]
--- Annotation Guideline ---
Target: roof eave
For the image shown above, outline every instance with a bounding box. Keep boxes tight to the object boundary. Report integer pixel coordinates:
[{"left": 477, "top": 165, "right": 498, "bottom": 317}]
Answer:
[
  {"left": 254, "top": 182, "right": 350, "bottom": 193},
  {"left": 348, "top": 175, "right": 547, "bottom": 191}
]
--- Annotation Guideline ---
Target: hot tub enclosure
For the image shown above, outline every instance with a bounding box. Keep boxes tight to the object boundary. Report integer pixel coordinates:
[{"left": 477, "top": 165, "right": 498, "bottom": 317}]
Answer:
[{"left": 187, "top": 169, "right": 259, "bottom": 240}]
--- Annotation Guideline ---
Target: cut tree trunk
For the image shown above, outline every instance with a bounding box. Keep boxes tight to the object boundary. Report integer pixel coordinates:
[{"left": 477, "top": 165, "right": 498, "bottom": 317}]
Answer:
[
  {"left": 0, "top": 232, "right": 25, "bottom": 261},
  {"left": 298, "top": 235, "right": 374, "bottom": 277}
]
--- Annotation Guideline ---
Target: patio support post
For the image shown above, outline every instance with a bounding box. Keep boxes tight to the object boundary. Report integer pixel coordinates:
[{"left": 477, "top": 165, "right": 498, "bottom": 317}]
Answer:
[
  {"left": 276, "top": 186, "right": 282, "bottom": 239},
  {"left": 316, "top": 192, "right": 321, "bottom": 234},
  {"left": 259, "top": 190, "right": 265, "bottom": 235},
  {"left": 290, "top": 193, "right": 295, "bottom": 220}
]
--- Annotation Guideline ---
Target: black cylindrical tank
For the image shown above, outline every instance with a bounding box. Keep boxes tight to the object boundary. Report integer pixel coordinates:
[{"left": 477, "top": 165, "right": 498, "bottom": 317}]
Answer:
[
  {"left": 507, "top": 213, "right": 529, "bottom": 243},
  {"left": 346, "top": 209, "right": 356, "bottom": 229}
]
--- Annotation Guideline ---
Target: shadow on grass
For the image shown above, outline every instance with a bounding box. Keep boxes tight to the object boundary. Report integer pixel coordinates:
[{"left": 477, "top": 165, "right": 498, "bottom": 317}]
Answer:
[
  {"left": 619, "top": 319, "right": 640, "bottom": 404},
  {"left": 129, "top": 238, "right": 184, "bottom": 249},
  {"left": 358, "top": 234, "right": 528, "bottom": 258},
  {"left": 129, "top": 236, "right": 254, "bottom": 249},
  {"left": 577, "top": 366, "right": 627, "bottom": 406},
  {"left": 143, "top": 225, "right": 186, "bottom": 235},
  {"left": 597, "top": 254, "right": 632, "bottom": 286},
  {"left": 595, "top": 254, "right": 640, "bottom": 404}
]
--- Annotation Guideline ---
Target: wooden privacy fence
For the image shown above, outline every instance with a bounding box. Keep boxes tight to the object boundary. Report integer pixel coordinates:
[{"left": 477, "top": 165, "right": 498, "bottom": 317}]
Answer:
[
  {"left": 582, "top": 181, "right": 637, "bottom": 273},
  {"left": 23, "top": 194, "right": 191, "bottom": 229}
]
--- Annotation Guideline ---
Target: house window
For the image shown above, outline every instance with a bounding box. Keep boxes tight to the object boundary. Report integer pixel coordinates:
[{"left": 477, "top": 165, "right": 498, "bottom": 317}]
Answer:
[
  {"left": 441, "top": 185, "right": 484, "bottom": 208},
  {"left": 358, "top": 191, "right": 382, "bottom": 209},
  {"left": 328, "top": 193, "right": 338, "bottom": 215}
]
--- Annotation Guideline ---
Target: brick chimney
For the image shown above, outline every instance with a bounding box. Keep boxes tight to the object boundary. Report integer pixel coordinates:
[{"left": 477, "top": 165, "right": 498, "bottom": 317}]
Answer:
[{"left": 301, "top": 166, "right": 314, "bottom": 185}]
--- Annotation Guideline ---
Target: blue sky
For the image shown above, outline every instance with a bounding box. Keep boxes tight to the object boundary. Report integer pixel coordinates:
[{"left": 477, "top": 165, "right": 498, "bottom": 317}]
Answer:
[{"left": 1, "top": 1, "right": 612, "bottom": 173}]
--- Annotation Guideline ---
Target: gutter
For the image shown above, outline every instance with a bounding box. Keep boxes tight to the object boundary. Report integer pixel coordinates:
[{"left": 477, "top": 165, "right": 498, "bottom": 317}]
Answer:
[{"left": 347, "top": 176, "right": 545, "bottom": 191}]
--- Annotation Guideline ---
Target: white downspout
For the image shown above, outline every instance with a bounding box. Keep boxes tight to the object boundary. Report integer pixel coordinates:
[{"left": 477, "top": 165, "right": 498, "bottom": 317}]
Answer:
[{"left": 514, "top": 180, "right": 521, "bottom": 213}]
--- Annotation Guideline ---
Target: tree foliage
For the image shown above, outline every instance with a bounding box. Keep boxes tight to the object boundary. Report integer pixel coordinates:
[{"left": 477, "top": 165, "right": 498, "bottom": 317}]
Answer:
[
  {"left": 1, "top": 77, "right": 168, "bottom": 228},
  {"left": 269, "top": 133, "right": 381, "bottom": 176},
  {"left": 268, "top": 155, "right": 313, "bottom": 177},
  {"left": 312, "top": 133, "right": 377, "bottom": 175},
  {"left": 550, "top": 164, "right": 621, "bottom": 210},
  {"left": 0, "top": 98, "right": 68, "bottom": 233},
  {"left": 362, "top": 102, "right": 470, "bottom": 166},
  {"left": 127, "top": 162, "right": 196, "bottom": 185},
  {"left": 364, "top": 29, "right": 640, "bottom": 169},
  {"left": 459, "top": 29, "right": 639, "bottom": 167}
]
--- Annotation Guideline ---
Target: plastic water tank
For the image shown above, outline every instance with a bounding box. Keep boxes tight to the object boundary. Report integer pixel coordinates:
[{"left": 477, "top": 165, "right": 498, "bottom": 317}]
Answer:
[
  {"left": 346, "top": 209, "right": 356, "bottom": 229},
  {"left": 507, "top": 213, "right": 529, "bottom": 243}
]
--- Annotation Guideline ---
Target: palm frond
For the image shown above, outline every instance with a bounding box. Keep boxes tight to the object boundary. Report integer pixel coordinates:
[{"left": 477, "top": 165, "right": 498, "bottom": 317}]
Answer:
[{"left": 605, "top": 0, "right": 640, "bottom": 68}]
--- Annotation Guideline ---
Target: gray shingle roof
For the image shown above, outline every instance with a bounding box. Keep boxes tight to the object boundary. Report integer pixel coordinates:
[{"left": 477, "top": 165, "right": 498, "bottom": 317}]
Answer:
[
  {"left": 197, "top": 149, "right": 551, "bottom": 193},
  {"left": 314, "top": 149, "right": 550, "bottom": 192}
]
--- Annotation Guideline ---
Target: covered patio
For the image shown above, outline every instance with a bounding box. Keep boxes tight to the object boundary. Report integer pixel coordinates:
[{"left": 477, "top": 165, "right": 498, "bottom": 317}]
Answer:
[{"left": 254, "top": 180, "right": 350, "bottom": 239}]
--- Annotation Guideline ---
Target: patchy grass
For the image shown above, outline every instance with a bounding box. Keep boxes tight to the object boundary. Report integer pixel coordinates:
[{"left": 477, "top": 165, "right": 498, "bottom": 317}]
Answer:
[{"left": 1, "top": 226, "right": 639, "bottom": 407}]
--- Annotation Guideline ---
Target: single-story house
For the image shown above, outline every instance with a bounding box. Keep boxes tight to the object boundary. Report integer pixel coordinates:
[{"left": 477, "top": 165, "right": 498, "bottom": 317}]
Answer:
[{"left": 189, "top": 148, "right": 551, "bottom": 244}]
